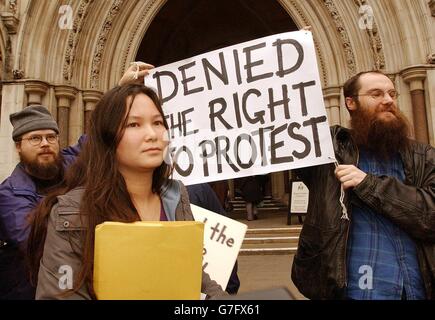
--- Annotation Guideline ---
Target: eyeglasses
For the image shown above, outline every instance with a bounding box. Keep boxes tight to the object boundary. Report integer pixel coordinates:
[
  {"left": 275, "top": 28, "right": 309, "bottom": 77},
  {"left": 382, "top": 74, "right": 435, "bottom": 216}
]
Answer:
[
  {"left": 353, "top": 89, "right": 399, "bottom": 101},
  {"left": 19, "top": 134, "right": 59, "bottom": 146}
]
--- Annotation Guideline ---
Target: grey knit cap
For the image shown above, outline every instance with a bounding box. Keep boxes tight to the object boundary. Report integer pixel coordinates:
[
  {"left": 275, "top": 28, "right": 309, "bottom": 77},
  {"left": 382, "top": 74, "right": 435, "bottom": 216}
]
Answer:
[{"left": 10, "top": 105, "right": 59, "bottom": 141}]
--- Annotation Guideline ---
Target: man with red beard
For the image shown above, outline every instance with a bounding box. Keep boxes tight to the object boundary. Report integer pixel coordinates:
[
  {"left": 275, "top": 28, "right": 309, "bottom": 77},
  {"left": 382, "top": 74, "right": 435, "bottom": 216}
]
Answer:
[
  {"left": 0, "top": 105, "right": 83, "bottom": 299},
  {"left": 291, "top": 71, "right": 435, "bottom": 300}
]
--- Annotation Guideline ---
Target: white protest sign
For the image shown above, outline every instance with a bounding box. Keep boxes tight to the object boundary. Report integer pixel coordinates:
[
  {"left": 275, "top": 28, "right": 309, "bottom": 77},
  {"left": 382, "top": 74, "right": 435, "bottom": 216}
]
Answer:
[
  {"left": 190, "top": 204, "right": 247, "bottom": 290},
  {"left": 145, "top": 30, "right": 335, "bottom": 185}
]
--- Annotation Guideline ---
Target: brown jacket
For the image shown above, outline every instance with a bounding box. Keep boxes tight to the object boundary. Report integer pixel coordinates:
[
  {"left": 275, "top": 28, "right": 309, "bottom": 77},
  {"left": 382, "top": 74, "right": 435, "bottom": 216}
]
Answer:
[{"left": 35, "top": 180, "right": 225, "bottom": 299}]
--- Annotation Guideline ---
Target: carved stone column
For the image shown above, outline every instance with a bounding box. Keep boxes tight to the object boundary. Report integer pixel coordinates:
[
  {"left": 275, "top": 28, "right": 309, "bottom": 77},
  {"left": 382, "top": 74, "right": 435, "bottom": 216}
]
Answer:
[
  {"left": 323, "top": 86, "right": 341, "bottom": 126},
  {"left": 24, "top": 81, "right": 49, "bottom": 105},
  {"left": 401, "top": 67, "right": 429, "bottom": 144},
  {"left": 228, "top": 179, "right": 235, "bottom": 200},
  {"left": 82, "top": 90, "right": 103, "bottom": 133},
  {"left": 271, "top": 172, "right": 285, "bottom": 201},
  {"left": 0, "top": 83, "right": 25, "bottom": 182},
  {"left": 1, "top": 0, "right": 19, "bottom": 35},
  {"left": 429, "top": 0, "right": 435, "bottom": 17},
  {"left": 55, "top": 86, "right": 78, "bottom": 148}
]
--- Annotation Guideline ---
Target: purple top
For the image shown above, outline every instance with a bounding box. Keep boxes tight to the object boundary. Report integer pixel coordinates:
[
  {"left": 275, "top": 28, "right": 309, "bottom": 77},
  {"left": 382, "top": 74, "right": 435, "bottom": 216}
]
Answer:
[{"left": 159, "top": 198, "right": 167, "bottom": 221}]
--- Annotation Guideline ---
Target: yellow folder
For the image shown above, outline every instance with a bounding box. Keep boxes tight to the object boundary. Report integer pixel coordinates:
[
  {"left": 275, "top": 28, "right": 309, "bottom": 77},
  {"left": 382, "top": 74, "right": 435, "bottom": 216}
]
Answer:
[{"left": 93, "top": 221, "right": 204, "bottom": 300}]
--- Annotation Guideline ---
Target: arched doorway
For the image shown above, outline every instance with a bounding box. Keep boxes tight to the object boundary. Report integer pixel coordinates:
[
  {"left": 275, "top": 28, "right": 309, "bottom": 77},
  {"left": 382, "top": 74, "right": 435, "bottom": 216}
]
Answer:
[
  {"left": 136, "top": 0, "right": 298, "bottom": 66},
  {"left": 135, "top": 0, "right": 298, "bottom": 203}
]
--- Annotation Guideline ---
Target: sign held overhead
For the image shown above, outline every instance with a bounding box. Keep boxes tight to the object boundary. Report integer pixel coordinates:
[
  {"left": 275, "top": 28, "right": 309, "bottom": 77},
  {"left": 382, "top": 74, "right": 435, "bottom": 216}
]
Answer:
[{"left": 145, "top": 30, "right": 334, "bottom": 185}]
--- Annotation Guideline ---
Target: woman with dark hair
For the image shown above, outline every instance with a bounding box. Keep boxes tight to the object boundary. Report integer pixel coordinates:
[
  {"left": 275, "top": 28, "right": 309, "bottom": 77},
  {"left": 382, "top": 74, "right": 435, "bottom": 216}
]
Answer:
[{"left": 27, "top": 84, "right": 224, "bottom": 299}]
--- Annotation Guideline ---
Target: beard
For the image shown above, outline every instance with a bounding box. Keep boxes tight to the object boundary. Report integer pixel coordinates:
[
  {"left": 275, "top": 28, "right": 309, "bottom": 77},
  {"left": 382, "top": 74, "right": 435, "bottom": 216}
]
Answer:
[
  {"left": 20, "top": 150, "right": 64, "bottom": 180},
  {"left": 350, "top": 102, "right": 411, "bottom": 160}
]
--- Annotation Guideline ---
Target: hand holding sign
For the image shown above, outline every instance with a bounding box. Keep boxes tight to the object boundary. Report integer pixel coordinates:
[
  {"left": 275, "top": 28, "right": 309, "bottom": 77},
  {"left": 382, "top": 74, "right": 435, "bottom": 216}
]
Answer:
[
  {"left": 119, "top": 61, "right": 155, "bottom": 85},
  {"left": 334, "top": 164, "right": 367, "bottom": 190}
]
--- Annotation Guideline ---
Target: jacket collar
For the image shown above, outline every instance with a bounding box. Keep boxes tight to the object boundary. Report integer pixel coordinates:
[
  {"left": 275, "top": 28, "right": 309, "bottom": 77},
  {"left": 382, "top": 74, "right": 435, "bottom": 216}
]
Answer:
[
  {"left": 160, "top": 180, "right": 181, "bottom": 221},
  {"left": 330, "top": 125, "right": 359, "bottom": 165},
  {"left": 57, "top": 179, "right": 182, "bottom": 221},
  {"left": 9, "top": 162, "right": 38, "bottom": 194}
]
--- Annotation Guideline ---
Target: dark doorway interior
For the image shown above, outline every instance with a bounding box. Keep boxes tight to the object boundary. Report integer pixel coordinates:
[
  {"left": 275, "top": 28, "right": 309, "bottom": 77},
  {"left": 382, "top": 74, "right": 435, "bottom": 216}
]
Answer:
[
  {"left": 136, "top": 0, "right": 299, "bottom": 66},
  {"left": 136, "top": 0, "right": 298, "bottom": 198}
]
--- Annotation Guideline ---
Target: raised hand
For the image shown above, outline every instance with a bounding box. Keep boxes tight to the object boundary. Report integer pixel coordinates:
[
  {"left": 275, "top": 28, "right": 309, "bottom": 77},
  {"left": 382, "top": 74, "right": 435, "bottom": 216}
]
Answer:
[{"left": 119, "top": 61, "right": 155, "bottom": 85}]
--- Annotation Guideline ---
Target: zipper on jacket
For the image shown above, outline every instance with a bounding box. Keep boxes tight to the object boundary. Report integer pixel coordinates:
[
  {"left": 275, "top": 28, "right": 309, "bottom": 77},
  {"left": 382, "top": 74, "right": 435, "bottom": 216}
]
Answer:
[{"left": 342, "top": 142, "right": 359, "bottom": 290}]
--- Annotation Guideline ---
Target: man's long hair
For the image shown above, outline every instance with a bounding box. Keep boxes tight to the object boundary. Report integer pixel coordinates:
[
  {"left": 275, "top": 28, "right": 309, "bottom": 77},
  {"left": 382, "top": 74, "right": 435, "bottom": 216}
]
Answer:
[{"left": 27, "top": 84, "right": 171, "bottom": 298}]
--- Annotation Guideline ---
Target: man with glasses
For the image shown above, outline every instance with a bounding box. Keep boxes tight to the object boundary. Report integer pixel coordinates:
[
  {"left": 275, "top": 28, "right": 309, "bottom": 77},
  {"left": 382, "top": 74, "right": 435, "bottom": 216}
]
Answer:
[
  {"left": 291, "top": 71, "right": 435, "bottom": 300},
  {"left": 0, "top": 105, "right": 83, "bottom": 299}
]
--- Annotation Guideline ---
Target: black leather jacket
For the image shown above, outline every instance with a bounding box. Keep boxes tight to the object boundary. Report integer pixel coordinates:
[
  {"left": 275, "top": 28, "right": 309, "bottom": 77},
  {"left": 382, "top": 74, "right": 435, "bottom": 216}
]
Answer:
[{"left": 291, "top": 125, "right": 435, "bottom": 299}]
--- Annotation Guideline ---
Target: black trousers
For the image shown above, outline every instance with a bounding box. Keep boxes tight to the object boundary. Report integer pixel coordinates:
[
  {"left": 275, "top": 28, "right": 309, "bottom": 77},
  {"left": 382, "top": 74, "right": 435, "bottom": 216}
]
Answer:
[{"left": 0, "top": 246, "right": 35, "bottom": 300}]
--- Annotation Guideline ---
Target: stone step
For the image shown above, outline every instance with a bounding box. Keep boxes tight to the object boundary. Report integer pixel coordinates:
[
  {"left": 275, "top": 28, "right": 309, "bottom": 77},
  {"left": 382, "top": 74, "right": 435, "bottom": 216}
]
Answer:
[
  {"left": 246, "top": 226, "right": 302, "bottom": 235},
  {"left": 233, "top": 196, "right": 273, "bottom": 200},
  {"left": 242, "top": 239, "right": 299, "bottom": 248},
  {"left": 233, "top": 207, "right": 286, "bottom": 213},
  {"left": 231, "top": 198, "right": 278, "bottom": 204},
  {"left": 232, "top": 197, "right": 284, "bottom": 202},
  {"left": 239, "top": 247, "right": 298, "bottom": 255},
  {"left": 243, "top": 236, "right": 299, "bottom": 245},
  {"left": 239, "top": 226, "right": 301, "bottom": 255},
  {"left": 232, "top": 203, "right": 287, "bottom": 208},
  {"left": 232, "top": 203, "right": 288, "bottom": 210}
]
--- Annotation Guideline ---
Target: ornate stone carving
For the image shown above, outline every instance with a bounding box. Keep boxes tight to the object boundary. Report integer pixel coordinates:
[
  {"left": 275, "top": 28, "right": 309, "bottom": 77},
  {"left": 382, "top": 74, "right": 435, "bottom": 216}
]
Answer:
[
  {"left": 90, "top": 0, "right": 125, "bottom": 89},
  {"left": 1, "top": 0, "right": 19, "bottom": 36},
  {"left": 281, "top": 0, "right": 328, "bottom": 86},
  {"left": 429, "top": 0, "right": 435, "bottom": 17},
  {"left": 1, "top": 13, "right": 19, "bottom": 34},
  {"left": 120, "top": 0, "right": 160, "bottom": 79},
  {"left": 323, "top": 0, "right": 356, "bottom": 75},
  {"left": 353, "top": 0, "right": 385, "bottom": 70},
  {"left": 63, "top": 0, "right": 93, "bottom": 82},
  {"left": 12, "top": 69, "right": 24, "bottom": 79},
  {"left": 9, "top": 0, "right": 17, "bottom": 15},
  {"left": 428, "top": 53, "right": 435, "bottom": 64}
]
